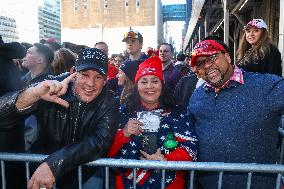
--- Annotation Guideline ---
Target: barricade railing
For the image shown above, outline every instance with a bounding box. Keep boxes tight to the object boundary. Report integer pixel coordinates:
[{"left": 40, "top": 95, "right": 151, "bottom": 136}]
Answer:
[{"left": 0, "top": 152, "right": 284, "bottom": 189}]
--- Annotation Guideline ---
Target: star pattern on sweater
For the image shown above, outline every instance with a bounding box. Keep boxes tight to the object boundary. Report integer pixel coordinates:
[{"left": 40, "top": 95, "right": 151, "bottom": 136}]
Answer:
[
  {"left": 185, "top": 131, "right": 191, "bottom": 135},
  {"left": 166, "top": 178, "right": 173, "bottom": 183},
  {"left": 148, "top": 178, "right": 155, "bottom": 184},
  {"left": 122, "top": 149, "right": 127, "bottom": 155},
  {"left": 161, "top": 124, "right": 169, "bottom": 129}
]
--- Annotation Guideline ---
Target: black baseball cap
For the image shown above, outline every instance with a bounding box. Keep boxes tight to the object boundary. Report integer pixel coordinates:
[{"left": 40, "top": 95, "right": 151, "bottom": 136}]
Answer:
[{"left": 75, "top": 48, "right": 108, "bottom": 75}]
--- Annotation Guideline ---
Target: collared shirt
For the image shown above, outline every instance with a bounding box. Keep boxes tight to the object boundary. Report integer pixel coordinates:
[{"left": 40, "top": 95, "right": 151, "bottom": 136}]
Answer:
[
  {"left": 163, "top": 63, "right": 183, "bottom": 93},
  {"left": 204, "top": 65, "right": 244, "bottom": 93}
]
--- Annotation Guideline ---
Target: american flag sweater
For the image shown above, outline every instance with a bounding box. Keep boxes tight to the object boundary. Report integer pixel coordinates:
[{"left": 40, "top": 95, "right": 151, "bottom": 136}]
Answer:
[{"left": 108, "top": 105, "right": 198, "bottom": 189}]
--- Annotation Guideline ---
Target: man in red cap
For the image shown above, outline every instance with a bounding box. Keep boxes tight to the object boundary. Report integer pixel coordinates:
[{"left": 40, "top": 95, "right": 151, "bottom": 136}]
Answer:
[{"left": 188, "top": 39, "right": 284, "bottom": 189}]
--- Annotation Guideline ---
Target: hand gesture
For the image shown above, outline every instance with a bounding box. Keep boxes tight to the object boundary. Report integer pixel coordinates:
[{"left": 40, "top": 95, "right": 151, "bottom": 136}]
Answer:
[
  {"left": 27, "top": 162, "right": 55, "bottom": 189},
  {"left": 140, "top": 148, "right": 165, "bottom": 161},
  {"left": 30, "top": 73, "right": 76, "bottom": 108},
  {"left": 122, "top": 119, "right": 144, "bottom": 137}
]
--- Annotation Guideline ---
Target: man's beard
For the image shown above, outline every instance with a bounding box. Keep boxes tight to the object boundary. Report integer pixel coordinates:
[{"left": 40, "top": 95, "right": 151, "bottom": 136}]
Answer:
[{"left": 205, "top": 69, "right": 225, "bottom": 87}]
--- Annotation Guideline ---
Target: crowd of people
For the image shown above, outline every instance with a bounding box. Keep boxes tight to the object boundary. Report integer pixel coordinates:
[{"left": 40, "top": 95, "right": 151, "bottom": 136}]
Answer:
[{"left": 0, "top": 18, "right": 283, "bottom": 189}]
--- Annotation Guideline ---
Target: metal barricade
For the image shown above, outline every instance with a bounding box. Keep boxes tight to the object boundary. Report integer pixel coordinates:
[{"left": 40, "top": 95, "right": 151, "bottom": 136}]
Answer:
[{"left": 0, "top": 152, "right": 284, "bottom": 189}]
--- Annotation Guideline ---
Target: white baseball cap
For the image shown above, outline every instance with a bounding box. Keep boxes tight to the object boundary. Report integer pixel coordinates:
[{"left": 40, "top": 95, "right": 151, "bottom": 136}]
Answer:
[{"left": 244, "top": 19, "right": 267, "bottom": 30}]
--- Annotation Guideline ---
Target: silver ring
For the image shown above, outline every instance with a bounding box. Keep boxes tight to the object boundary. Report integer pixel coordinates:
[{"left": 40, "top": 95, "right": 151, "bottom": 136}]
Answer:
[{"left": 40, "top": 186, "right": 47, "bottom": 189}]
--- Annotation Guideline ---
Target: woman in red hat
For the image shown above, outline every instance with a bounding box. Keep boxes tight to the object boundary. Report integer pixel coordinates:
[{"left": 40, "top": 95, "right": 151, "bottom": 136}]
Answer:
[
  {"left": 108, "top": 56, "right": 198, "bottom": 189},
  {"left": 236, "top": 19, "right": 282, "bottom": 76}
]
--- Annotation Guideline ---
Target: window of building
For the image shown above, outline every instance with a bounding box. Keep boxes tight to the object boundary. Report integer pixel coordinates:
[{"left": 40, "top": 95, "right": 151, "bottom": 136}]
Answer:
[
  {"left": 125, "top": 0, "right": 128, "bottom": 7},
  {"left": 104, "top": 4, "right": 108, "bottom": 8},
  {"left": 74, "top": 5, "right": 78, "bottom": 11},
  {"left": 136, "top": 0, "right": 140, "bottom": 7},
  {"left": 73, "top": 0, "right": 78, "bottom": 11}
]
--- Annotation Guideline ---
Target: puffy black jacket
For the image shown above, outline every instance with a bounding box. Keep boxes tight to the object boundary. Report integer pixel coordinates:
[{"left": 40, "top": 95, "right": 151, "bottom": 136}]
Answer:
[{"left": 0, "top": 80, "right": 119, "bottom": 188}]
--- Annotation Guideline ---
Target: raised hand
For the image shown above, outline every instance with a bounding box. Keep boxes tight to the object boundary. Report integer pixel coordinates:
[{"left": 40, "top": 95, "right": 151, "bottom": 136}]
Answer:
[
  {"left": 30, "top": 73, "right": 76, "bottom": 108},
  {"left": 122, "top": 119, "right": 144, "bottom": 137}
]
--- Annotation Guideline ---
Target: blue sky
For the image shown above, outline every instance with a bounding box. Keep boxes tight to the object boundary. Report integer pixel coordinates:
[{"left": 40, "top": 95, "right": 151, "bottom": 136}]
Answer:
[{"left": 161, "top": 0, "right": 187, "bottom": 52}]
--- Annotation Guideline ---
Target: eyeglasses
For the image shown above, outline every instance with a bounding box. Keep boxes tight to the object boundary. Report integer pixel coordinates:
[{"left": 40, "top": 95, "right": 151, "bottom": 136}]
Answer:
[
  {"left": 195, "top": 52, "right": 224, "bottom": 70},
  {"left": 124, "top": 31, "right": 138, "bottom": 39}
]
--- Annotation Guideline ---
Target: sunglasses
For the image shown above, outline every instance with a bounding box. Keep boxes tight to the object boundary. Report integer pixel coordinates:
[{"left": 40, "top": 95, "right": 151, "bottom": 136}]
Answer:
[{"left": 195, "top": 52, "right": 224, "bottom": 70}]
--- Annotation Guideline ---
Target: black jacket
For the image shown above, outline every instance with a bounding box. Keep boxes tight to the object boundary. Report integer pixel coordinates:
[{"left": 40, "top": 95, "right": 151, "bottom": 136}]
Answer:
[
  {"left": 0, "top": 42, "right": 27, "bottom": 188},
  {"left": 237, "top": 44, "right": 282, "bottom": 76},
  {"left": 174, "top": 73, "right": 198, "bottom": 109},
  {"left": 0, "top": 79, "right": 119, "bottom": 188}
]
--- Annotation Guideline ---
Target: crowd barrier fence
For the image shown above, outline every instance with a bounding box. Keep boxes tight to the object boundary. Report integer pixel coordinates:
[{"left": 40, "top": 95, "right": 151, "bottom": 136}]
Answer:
[
  {"left": 0, "top": 127, "right": 283, "bottom": 189},
  {"left": 0, "top": 152, "right": 283, "bottom": 189}
]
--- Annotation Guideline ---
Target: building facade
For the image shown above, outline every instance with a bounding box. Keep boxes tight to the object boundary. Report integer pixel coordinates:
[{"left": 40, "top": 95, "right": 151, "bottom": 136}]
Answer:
[
  {"left": 61, "top": 0, "right": 163, "bottom": 54},
  {"left": 0, "top": 0, "right": 61, "bottom": 43},
  {"left": 39, "top": 0, "right": 61, "bottom": 42},
  {"left": 0, "top": 15, "right": 19, "bottom": 42}
]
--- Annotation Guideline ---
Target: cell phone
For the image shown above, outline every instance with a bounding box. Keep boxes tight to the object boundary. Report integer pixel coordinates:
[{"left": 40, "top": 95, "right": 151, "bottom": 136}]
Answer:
[{"left": 136, "top": 110, "right": 161, "bottom": 155}]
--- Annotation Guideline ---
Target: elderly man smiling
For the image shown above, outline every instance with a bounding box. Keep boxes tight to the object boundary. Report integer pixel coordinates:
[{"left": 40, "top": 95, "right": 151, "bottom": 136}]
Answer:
[{"left": 188, "top": 39, "right": 284, "bottom": 189}]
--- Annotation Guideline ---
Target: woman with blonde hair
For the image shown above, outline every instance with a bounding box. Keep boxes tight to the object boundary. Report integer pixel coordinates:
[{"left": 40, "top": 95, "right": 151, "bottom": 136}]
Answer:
[{"left": 236, "top": 19, "right": 282, "bottom": 76}]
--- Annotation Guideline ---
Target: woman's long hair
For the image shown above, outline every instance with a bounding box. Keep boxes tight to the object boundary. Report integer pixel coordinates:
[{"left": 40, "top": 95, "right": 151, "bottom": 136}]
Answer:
[
  {"left": 236, "top": 29, "right": 271, "bottom": 65},
  {"left": 120, "top": 75, "right": 135, "bottom": 104},
  {"left": 124, "top": 83, "right": 176, "bottom": 115}
]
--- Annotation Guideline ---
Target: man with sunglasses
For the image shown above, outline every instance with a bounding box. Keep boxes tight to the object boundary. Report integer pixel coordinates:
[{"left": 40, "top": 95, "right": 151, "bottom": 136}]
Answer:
[
  {"left": 122, "top": 29, "right": 148, "bottom": 61},
  {"left": 188, "top": 39, "right": 284, "bottom": 189}
]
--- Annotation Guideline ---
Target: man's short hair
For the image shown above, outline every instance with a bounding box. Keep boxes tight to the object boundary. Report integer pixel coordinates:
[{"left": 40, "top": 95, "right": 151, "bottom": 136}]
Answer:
[
  {"left": 160, "top": 43, "right": 174, "bottom": 53},
  {"left": 176, "top": 53, "right": 186, "bottom": 61},
  {"left": 33, "top": 43, "right": 54, "bottom": 65},
  {"left": 95, "top": 41, "right": 108, "bottom": 48}
]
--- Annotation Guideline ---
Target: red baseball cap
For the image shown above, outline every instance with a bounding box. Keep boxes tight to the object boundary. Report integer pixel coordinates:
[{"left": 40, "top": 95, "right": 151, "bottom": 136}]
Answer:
[{"left": 190, "top": 40, "right": 226, "bottom": 67}]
